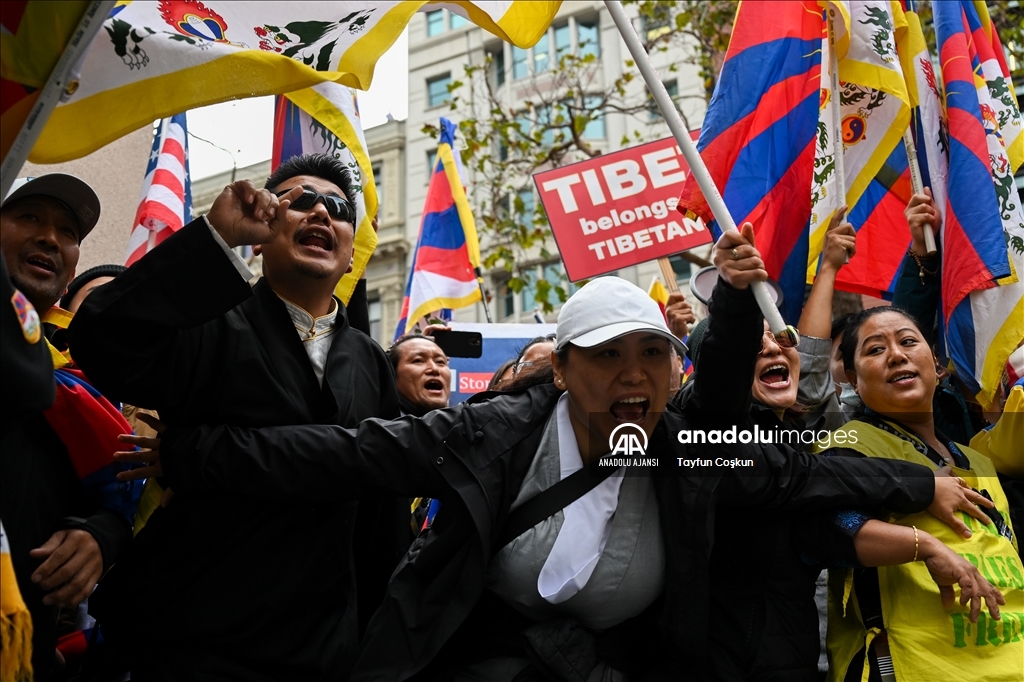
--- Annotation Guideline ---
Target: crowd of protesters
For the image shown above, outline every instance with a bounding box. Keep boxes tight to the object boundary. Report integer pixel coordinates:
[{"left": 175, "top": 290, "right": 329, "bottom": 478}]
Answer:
[{"left": 1, "top": 154, "right": 1020, "bottom": 682}]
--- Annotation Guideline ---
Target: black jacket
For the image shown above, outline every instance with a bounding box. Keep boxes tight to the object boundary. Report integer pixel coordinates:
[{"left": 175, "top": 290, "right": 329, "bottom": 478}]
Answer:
[
  {"left": 2, "top": 260, "right": 132, "bottom": 680},
  {"left": 68, "top": 220, "right": 400, "bottom": 681},
  {"left": 159, "top": 283, "right": 935, "bottom": 681}
]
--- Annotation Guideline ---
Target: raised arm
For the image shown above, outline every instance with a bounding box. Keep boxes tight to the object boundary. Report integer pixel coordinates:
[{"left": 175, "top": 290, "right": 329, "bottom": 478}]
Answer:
[
  {"left": 68, "top": 182, "right": 299, "bottom": 408},
  {"left": 682, "top": 223, "right": 766, "bottom": 418},
  {"left": 892, "top": 189, "right": 941, "bottom": 346},
  {"left": 796, "top": 208, "right": 855, "bottom": 422}
]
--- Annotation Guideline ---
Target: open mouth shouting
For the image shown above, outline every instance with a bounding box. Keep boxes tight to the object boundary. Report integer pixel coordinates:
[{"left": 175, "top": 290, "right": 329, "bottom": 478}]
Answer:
[
  {"left": 610, "top": 395, "right": 650, "bottom": 424},
  {"left": 423, "top": 377, "right": 446, "bottom": 396},
  {"left": 758, "top": 363, "right": 791, "bottom": 389},
  {"left": 296, "top": 226, "right": 335, "bottom": 252}
]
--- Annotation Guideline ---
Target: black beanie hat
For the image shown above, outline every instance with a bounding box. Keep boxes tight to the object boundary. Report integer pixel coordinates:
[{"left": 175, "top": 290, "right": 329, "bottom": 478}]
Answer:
[{"left": 61, "top": 264, "right": 126, "bottom": 310}]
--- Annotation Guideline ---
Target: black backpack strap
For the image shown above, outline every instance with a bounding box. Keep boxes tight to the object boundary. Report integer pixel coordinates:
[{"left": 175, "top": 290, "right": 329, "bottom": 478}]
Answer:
[{"left": 494, "top": 464, "right": 619, "bottom": 556}]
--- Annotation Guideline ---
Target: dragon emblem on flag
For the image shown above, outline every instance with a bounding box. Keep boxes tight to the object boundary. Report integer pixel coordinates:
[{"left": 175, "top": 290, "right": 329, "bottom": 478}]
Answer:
[
  {"left": 252, "top": 9, "right": 376, "bottom": 65},
  {"left": 858, "top": 5, "right": 896, "bottom": 64}
]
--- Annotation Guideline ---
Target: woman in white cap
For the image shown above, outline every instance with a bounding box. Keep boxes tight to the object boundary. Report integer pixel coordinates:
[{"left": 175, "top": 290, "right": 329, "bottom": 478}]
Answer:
[{"left": 122, "top": 228, "right": 1001, "bottom": 681}]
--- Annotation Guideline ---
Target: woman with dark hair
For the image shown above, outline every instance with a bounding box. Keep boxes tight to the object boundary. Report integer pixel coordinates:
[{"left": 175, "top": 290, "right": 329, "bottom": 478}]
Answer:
[
  {"left": 119, "top": 230, "right": 1000, "bottom": 681},
  {"left": 820, "top": 306, "right": 1022, "bottom": 682}
]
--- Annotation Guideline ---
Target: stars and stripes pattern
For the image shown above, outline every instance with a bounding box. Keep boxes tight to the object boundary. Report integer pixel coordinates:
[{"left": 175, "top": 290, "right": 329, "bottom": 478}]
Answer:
[{"left": 124, "top": 114, "right": 192, "bottom": 267}]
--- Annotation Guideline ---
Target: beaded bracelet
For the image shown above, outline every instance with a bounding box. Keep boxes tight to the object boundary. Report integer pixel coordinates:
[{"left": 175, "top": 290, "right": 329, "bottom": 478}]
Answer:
[{"left": 907, "top": 250, "right": 937, "bottom": 285}]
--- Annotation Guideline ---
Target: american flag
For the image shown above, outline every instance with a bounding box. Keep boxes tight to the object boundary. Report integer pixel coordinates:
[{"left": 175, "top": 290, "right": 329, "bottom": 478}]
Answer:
[{"left": 125, "top": 114, "right": 192, "bottom": 266}]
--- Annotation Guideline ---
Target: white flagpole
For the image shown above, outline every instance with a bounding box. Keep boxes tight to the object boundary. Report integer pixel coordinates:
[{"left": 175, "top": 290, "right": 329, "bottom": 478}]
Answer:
[
  {"left": 826, "top": 7, "right": 850, "bottom": 265},
  {"left": 902, "top": 127, "right": 938, "bottom": 255},
  {"left": 603, "top": 0, "right": 798, "bottom": 346},
  {"left": 0, "top": 1, "right": 115, "bottom": 200}
]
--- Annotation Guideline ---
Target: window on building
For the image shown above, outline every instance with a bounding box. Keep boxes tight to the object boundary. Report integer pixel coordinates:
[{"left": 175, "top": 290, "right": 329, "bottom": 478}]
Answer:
[
  {"left": 489, "top": 46, "right": 505, "bottom": 87},
  {"left": 667, "top": 254, "right": 692, "bottom": 284},
  {"left": 427, "top": 149, "right": 438, "bottom": 181},
  {"left": 578, "top": 20, "right": 599, "bottom": 58},
  {"left": 502, "top": 283, "right": 515, "bottom": 318},
  {"left": 536, "top": 104, "right": 553, "bottom": 146},
  {"left": 449, "top": 11, "right": 468, "bottom": 29},
  {"left": 533, "top": 32, "right": 550, "bottom": 73},
  {"left": 371, "top": 163, "right": 383, "bottom": 214},
  {"left": 583, "top": 95, "right": 605, "bottom": 139},
  {"left": 641, "top": 7, "right": 672, "bottom": 42},
  {"left": 368, "top": 298, "right": 382, "bottom": 342},
  {"left": 427, "top": 74, "right": 451, "bottom": 107},
  {"left": 554, "top": 23, "right": 571, "bottom": 61},
  {"left": 512, "top": 46, "right": 529, "bottom": 79},
  {"left": 648, "top": 79, "right": 679, "bottom": 120},
  {"left": 516, "top": 188, "right": 534, "bottom": 228},
  {"left": 426, "top": 10, "right": 444, "bottom": 37}
]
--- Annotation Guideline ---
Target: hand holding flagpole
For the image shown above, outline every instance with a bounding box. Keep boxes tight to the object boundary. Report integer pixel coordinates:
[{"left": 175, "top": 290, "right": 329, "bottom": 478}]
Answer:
[
  {"left": 604, "top": 0, "right": 798, "bottom": 347},
  {"left": 902, "top": 127, "right": 938, "bottom": 255}
]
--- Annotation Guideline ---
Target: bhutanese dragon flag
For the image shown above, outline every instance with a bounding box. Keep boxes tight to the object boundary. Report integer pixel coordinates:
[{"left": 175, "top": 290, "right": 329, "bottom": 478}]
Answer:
[{"left": 810, "top": 1, "right": 912, "bottom": 300}]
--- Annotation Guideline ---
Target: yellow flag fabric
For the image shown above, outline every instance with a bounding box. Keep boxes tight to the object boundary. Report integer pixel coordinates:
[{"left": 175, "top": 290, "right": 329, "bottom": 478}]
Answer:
[
  {"left": 282, "top": 82, "right": 379, "bottom": 302},
  {"left": 817, "top": 420, "right": 1023, "bottom": 682},
  {"left": 809, "top": 1, "right": 911, "bottom": 281},
  {"left": 0, "top": 521, "right": 33, "bottom": 682},
  {"left": 0, "top": 0, "right": 91, "bottom": 163},
  {"left": 25, "top": 1, "right": 562, "bottom": 163}
]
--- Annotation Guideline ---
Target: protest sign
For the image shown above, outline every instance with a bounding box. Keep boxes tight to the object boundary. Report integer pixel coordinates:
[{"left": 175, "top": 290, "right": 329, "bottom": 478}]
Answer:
[
  {"left": 534, "top": 135, "right": 711, "bottom": 281},
  {"left": 447, "top": 322, "right": 556, "bottom": 404}
]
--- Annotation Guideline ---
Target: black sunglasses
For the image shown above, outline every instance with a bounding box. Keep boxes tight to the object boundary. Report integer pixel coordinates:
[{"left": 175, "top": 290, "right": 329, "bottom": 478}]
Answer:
[{"left": 275, "top": 188, "right": 356, "bottom": 224}]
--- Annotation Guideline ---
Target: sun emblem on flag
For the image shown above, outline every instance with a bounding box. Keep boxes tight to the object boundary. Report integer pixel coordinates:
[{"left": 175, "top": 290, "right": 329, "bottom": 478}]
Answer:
[
  {"left": 842, "top": 114, "right": 867, "bottom": 145},
  {"left": 159, "top": 0, "right": 229, "bottom": 43}
]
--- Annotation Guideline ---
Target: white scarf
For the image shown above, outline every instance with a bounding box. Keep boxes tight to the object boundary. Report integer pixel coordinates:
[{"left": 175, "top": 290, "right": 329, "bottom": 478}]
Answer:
[{"left": 537, "top": 393, "right": 625, "bottom": 604}]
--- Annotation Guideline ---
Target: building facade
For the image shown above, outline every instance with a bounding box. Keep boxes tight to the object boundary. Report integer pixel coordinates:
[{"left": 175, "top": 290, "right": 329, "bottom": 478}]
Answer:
[{"left": 401, "top": 1, "right": 710, "bottom": 328}]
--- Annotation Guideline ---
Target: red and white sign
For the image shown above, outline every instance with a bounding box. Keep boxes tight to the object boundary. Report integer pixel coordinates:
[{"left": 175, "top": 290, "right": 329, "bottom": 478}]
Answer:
[{"left": 533, "top": 135, "right": 711, "bottom": 281}]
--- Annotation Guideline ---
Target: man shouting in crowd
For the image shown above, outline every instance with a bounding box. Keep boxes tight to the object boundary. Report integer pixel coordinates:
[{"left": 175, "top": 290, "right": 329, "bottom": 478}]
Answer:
[{"left": 69, "top": 154, "right": 400, "bottom": 681}]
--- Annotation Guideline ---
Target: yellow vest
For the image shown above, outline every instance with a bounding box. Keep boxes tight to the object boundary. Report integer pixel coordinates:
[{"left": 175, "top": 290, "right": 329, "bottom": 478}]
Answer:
[
  {"left": 817, "top": 419, "right": 1023, "bottom": 682},
  {"left": 969, "top": 385, "right": 1024, "bottom": 478}
]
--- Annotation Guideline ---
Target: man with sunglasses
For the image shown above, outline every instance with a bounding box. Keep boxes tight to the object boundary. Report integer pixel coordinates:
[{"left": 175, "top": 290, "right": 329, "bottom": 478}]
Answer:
[{"left": 68, "top": 154, "right": 401, "bottom": 681}]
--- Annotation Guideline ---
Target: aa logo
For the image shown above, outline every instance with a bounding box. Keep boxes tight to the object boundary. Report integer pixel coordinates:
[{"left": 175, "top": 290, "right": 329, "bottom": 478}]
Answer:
[{"left": 608, "top": 423, "right": 648, "bottom": 457}]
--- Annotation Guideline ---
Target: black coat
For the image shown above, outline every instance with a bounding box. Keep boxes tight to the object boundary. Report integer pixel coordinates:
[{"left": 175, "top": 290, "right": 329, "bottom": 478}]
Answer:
[
  {"left": 159, "top": 283, "right": 935, "bottom": 681},
  {"left": 68, "top": 220, "right": 400, "bottom": 681}
]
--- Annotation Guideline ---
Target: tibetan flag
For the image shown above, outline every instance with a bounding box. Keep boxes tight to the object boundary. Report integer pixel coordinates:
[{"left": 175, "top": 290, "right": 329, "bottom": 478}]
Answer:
[
  {"left": 648, "top": 276, "right": 670, "bottom": 320},
  {"left": 26, "top": 1, "right": 561, "bottom": 164},
  {"left": 678, "top": 1, "right": 824, "bottom": 324},
  {"left": 395, "top": 118, "right": 481, "bottom": 338},
  {"left": 272, "top": 84, "right": 377, "bottom": 303},
  {"left": 0, "top": 0, "right": 91, "bottom": 164},
  {"left": 934, "top": 0, "right": 1024, "bottom": 408},
  {"left": 896, "top": 0, "right": 948, "bottom": 229},
  {"left": 125, "top": 114, "right": 192, "bottom": 266},
  {"left": 807, "top": 1, "right": 912, "bottom": 300}
]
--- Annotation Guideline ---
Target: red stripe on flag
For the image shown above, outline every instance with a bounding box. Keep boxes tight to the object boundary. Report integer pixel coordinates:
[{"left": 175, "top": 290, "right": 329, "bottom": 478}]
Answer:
[
  {"left": 724, "top": 1, "right": 821, "bottom": 56},
  {"left": 161, "top": 137, "right": 186, "bottom": 164},
  {"left": 414, "top": 244, "right": 475, "bottom": 281},
  {"left": 941, "top": 209, "right": 995, "bottom": 320},
  {"left": 151, "top": 169, "right": 184, "bottom": 198},
  {"left": 423, "top": 166, "right": 456, "bottom": 215}
]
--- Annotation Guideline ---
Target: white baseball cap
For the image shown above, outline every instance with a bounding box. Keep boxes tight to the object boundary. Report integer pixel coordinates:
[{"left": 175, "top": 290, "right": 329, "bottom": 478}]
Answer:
[
  {"left": 3, "top": 174, "right": 101, "bottom": 241},
  {"left": 555, "top": 276, "right": 686, "bottom": 354}
]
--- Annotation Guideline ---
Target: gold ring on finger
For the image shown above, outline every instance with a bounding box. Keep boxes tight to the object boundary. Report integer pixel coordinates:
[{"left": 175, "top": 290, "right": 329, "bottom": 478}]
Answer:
[{"left": 731, "top": 248, "right": 740, "bottom": 261}]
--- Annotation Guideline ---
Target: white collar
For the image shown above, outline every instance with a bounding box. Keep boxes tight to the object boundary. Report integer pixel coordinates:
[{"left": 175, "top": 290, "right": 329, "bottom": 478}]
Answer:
[{"left": 278, "top": 295, "right": 338, "bottom": 338}]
